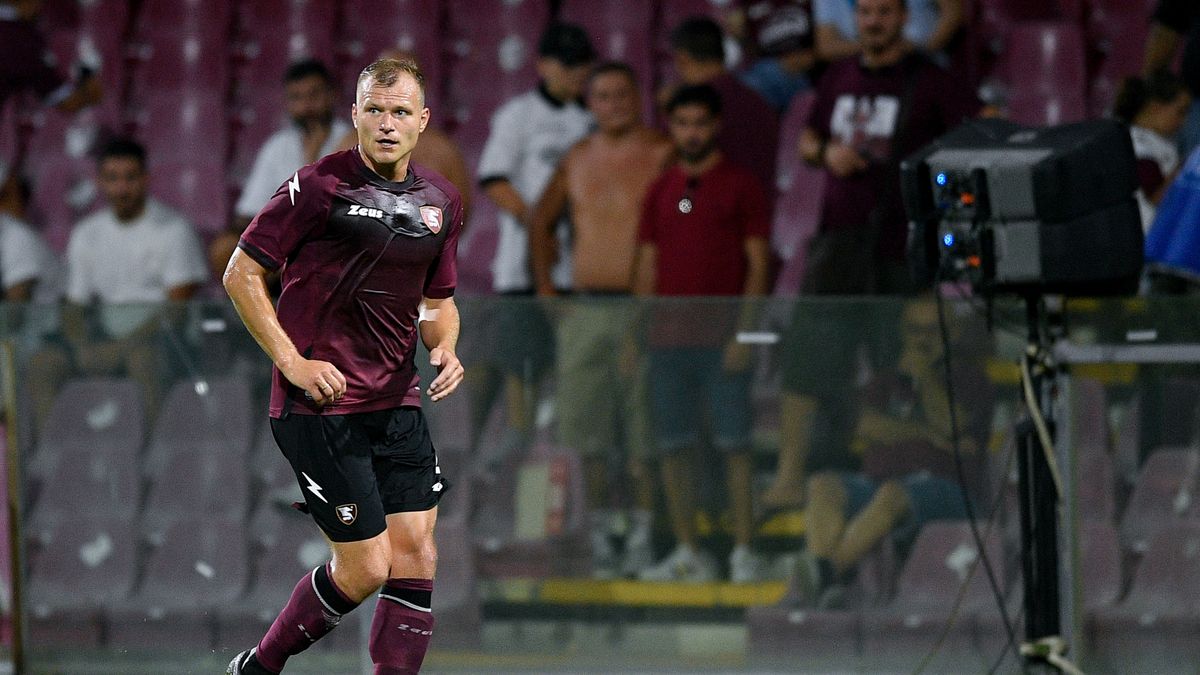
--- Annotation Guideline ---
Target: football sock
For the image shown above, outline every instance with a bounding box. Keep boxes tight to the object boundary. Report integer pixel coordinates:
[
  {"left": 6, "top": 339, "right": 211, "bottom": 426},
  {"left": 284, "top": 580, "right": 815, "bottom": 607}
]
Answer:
[
  {"left": 370, "top": 578, "right": 435, "bottom": 674},
  {"left": 256, "top": 563, "right": 360, "bottom": 672}
]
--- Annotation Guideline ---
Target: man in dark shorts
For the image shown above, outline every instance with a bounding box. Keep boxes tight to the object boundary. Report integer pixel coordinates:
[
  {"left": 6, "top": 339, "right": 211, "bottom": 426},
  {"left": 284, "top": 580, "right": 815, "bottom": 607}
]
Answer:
[{"left": 223, "top": 57, "right": 464, "bottom": 674}]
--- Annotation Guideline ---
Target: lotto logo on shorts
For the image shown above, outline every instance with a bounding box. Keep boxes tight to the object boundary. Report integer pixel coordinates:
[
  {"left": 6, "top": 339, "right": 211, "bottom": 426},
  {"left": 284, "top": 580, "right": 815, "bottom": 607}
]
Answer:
[
  {"left": 419, "top": 205, "right": 442, "bottom": 234},
  {"left": 336, "top": 504, "right": 358, "bottom": 525}
]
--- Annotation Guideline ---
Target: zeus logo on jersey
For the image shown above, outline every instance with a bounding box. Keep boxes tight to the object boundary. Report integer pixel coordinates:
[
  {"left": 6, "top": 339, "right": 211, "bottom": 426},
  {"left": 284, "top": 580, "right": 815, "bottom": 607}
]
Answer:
[{"left": 348, "top": 204, "right": 385, "bottom": 218}]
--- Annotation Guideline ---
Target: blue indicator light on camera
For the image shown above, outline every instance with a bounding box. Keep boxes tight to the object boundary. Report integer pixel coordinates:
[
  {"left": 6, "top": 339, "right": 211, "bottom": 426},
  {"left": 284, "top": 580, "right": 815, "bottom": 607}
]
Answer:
[
  {"left": 943, "top": 233, "right": 955, "bottom": 247},
  {"left": 936, "top": 172, "right": 948, "bottom": 186}
]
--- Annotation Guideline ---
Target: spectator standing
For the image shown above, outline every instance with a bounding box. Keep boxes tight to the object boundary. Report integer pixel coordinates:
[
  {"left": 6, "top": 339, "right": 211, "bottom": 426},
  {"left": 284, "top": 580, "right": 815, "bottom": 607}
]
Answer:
[
  {"left": 1112, "top": 69, "right": 1190, "bottom": 232},
  {"left": 764, "top": 0, "right": 979, "bottom": 509},
  {"left": 529, "top": 62, "right": 673, "bottom": 578},
  {"left": 633, "top": 85, "right": 772, "bottom": 584},
  {"left": 737, "top": 2, "right": 819, "bottom": 113},
  {"left": 813, "top": 0, "right": 962, "bottom": 64},
  {"left": 1144, "top": 0, "right": 1200, "bottom": 156}
]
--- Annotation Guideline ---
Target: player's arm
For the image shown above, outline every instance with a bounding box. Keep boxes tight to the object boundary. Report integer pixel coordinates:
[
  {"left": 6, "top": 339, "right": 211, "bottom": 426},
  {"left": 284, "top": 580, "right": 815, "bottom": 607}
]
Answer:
[
  {"left": 223, "top": 249, "right": 346, "bottom": 405},
  {"left": 418, "top": 296, "right": 464, "bottom": 402},
  {"left": 529, "top": 165, "right": 569, "bottom": 296}
]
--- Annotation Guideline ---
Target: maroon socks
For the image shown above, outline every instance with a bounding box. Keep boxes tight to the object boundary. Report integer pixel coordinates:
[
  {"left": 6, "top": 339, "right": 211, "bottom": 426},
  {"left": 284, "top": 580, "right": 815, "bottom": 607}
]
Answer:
[
  {"left": 255, "top": 563, "right": 360, "bottom": 672},
  {"left": 370, "top": 578, "right": 435, "bottom": 674}
]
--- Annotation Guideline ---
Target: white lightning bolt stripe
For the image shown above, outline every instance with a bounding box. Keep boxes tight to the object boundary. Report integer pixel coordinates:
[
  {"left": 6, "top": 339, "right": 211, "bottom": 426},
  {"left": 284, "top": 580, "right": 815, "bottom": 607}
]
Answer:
[
  {"left": 302, "top": 471, "right": 327, "bottom": 503},
  {"left": 288, "top": 172, "right": 300, "bottom": 206}
]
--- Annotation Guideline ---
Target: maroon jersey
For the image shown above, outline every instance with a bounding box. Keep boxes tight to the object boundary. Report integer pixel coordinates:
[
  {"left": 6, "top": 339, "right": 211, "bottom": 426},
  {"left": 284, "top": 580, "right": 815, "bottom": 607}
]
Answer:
[
  {"left": 808, "top": 53, "right": 979, "bottom": 261},
  {"left": 238, "top": 149, "right": 462, "bottom": 418}
]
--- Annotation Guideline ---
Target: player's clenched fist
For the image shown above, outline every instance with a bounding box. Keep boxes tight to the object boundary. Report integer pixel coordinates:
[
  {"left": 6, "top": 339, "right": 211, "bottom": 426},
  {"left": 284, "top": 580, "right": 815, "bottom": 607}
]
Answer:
[{"left": 281, "top": 357, "right": 347, "bottom": 405}]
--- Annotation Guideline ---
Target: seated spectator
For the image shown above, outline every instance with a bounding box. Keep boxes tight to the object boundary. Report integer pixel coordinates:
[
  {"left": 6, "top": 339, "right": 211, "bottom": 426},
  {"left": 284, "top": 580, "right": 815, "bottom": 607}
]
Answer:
[
  {"left": 29, "top": 138, "right": 207, "bottom": 431},
  {"left": 209, "top": 59, "right": 349, "bottom": 282},
  {"left": 529, "top": 62, "right": 673, "bottom": 578},
  {"left": 336, "top": 48, "right": 472, "bottom": 219},
  {"left": 1113, "top": 69, "right": 1190, "bottom": 232},
  {"left": 814, "top": 0, "right": 962, "bottom": 64},
  {"left": 792, "top": 298, "right": 992, "bottom": 608},
  {"left": 738, "top": 2, "right": 818, "bottom": 113},
  {"left": 666, "top": 16, "right": 780, "bottom": 202},
  {"left": 0, "top": 0, "right": 102, "bottom": 112},
  {"left": 0, "top": 160, "right": 60, "bottom": 304},
  {"left": 633, "top": 85, "right": 772, "bottom": 583}
]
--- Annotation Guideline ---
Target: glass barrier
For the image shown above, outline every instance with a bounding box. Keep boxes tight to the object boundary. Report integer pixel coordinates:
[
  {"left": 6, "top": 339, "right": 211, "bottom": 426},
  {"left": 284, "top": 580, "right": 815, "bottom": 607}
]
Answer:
[{"left": 1, "top": 294, "right": 1196, "bottom": 672}]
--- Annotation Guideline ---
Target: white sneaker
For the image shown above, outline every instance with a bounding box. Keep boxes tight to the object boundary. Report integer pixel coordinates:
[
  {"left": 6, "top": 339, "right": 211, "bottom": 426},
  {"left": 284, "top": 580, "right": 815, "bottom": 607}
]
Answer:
[
  {"left": 638, "top": 544, "right": 717, "bottom": 582},
  {"left": 729, "top": 545, "right": 766, "bottom": 584},
  {"left": 620, "top": 511, "right": 655, "bottom": 577}
]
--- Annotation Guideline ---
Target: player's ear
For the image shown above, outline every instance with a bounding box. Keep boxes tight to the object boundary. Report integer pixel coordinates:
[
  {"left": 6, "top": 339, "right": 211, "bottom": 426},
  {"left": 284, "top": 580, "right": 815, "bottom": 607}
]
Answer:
[
  {"left": 350, "top": 103, "right": 358, "bottom": 128},
  {"left": 419, "top": 108, "right": 430, "bottom": 133}
]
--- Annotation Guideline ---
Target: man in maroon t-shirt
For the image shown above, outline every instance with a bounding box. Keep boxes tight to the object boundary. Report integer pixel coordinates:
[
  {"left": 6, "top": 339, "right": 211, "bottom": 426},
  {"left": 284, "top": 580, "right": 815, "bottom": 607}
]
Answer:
[
  {"left": 223, "top": 58, "right": 463, "bottom": 675},
  {"left": 633, "top": 85, "right": 773, "bottom": 584},
  {"left": 763, "top": 0, "right": 979, "bottom": 509}
]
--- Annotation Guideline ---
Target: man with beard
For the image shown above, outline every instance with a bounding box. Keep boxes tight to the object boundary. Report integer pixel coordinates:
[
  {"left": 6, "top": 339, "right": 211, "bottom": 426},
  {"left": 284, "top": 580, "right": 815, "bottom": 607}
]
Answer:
[
  {"left": 763, "top": 0, "right": 978, "bottom": 509},
  {"left": 632, "top": 85, "right": 772, "bottom": 583}
]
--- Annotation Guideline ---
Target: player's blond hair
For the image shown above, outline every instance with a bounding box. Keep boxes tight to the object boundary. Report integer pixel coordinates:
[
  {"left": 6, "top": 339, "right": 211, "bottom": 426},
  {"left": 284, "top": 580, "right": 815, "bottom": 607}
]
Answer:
[{"left": 357, "top": 58, "right": 426, "bottom": 106}]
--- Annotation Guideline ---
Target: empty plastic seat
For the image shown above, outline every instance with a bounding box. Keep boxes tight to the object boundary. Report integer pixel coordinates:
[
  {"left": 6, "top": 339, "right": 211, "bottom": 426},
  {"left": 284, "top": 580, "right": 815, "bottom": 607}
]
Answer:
[
  {"left": 107, "top": 516, "right": 248, "bottom": 649},
  {"left": 127, "top": 31, "right": 232, "bottom": 100},
  {"left": 861, "top": 521, "right": 1008, "bottom": 672},
  {"left": 132, "top": 94, "right": 230, "bottom": 166},
  {"left": 1007, "top": 93, "right": 1087, "bottom": 126},
  {"left": 430, "top": 517, "right": 482, "bottom": 648},
  {"left": 144, "top": 376, "right": 254, "bottom": 478},
  {"left": 1001, "top": 22, "right": 1087, "bottom": 97},
  {"left": 148, "top": 161, "right": 230, "bottom": 234},
  {"left": 1082, "top": 520, "right": 1122, "bottom": 611},
  {"left": 133, "top": 0, "right": 233, "bottom": 42},
  {"left": 143, "top": 449, "right": 250, "bottom": 533},
  {"left": 28, "top": 377, "right": 144, "bottom": 483},
  {"left": 560, "top": 0, "right": 656, "bottom": 119},
  {"left": 26, "top": 515, "right": 137, "bottom": 648},
  {"left": 1090, "top": 523, "right": 1200, "bottom": 673},
  {"left": 338, "top": 0, "right": 444, "bottom": 110},
  {"left": 235, "top": 0, "right": 338, "bottom": 77},
  {"left": 1119, "top": 447, "right": 1200, "bottom": 554}
]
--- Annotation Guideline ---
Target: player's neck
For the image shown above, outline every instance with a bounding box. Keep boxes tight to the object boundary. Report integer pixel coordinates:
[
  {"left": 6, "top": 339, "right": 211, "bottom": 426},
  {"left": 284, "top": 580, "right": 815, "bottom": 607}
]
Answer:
[{"left": 359, "top": 149, "right": 410, "bottom": 183}]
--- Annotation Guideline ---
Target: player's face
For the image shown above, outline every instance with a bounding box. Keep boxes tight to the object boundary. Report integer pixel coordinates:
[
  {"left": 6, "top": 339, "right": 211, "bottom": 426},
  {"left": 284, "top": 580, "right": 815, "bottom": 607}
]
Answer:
[
  {"left": 856, "top": 0, "right": 907, "bottom": 54},
  {"left": 588, "top": 71, "right": 640, "bottom": 134},
  {"left": 668, "top": 103, "right": 720, "bottom": 163},
  {"left": 539, "top": 58, "right": 590, "bottom": 103},
  {"left": 97, "top": 156, "right": 147, "bottom": 220},
  {"left": 285, "top": 75, "right": 334, "bottom": 131},
  {"left": 352, "top": 73, "right": 429, "bottom": 175}
]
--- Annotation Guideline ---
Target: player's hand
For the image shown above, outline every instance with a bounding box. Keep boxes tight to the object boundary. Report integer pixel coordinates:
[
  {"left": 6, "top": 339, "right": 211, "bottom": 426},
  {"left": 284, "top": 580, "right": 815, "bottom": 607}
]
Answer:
[
  {"left": 282, "top": 357, "right": 347, "bottom": 406},
  {"left": 824, "top": 142, "right": 868, "bottom": 178},
  {"left": 427, "top": 347, "right": 464, "bottom": 402}
]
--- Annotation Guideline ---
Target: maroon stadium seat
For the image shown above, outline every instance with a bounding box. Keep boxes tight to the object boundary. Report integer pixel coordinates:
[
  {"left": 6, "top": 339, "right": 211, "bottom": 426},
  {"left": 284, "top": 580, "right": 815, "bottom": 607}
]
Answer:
[
  {"left": 772, "top": 92, "right": 824, "bottom": 296},
  {"left": 234, "top": 0, "right": 338, "bottom": 78},
  {"left": 1119, "top": 447, "right": 1200, "bottom": 555},
  {"left": 431, "top": 515, "right": 483, "bottom": 648},
  {"left": 147, "top": 160, "right": 230, "bottom": 234},
  {"left": 1001, "top": 21, "right": 1087, "bottom": 97},
  {"left": 861, "top": 521, "right": 1008, "bottom": 672},
  {"left": 132, "top": 93, "right": 230, "bottom": 164},
  {"left": 27, "top": 377, "right": 143, "bottom": 484},
  {"left": 26, "top": 514, "right": 137, "bottom": 648},
  {"left": 337, "top": 0, "right": 444, "bottom": 111},
  {"left": 1007, "top": 92, "right": 1088, "bottom": 126},
  {"left": 559, "top": 0, "right": 657, "bottom": 120},
  {"left": 133, "top": 0, "right": 234, "bottom": 43},
  {"left": 142, "top": 444, "right": 250, "bottom": 534},
  {"left": 107, "top": 515, "right": 248, "bottom": 650},
  {"left": 143, "top": 376, "right": 254, "bottom": 480},
  {"left": 1090, "top": 523, "right": 1200, "bottom": 673},
  {"left": 1082, "top": 519, "right": 1123, "bottom": 612}
]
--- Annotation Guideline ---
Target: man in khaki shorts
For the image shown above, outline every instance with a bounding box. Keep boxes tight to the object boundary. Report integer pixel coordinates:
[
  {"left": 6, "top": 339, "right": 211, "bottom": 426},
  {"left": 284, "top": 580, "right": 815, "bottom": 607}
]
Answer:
[{"left": 530, "top": 61, "right": 672, "bottom": 578}]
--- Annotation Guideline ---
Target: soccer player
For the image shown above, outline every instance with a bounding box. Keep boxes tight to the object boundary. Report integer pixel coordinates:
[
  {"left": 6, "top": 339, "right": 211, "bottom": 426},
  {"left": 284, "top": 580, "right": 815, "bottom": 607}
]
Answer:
[{"left": 223, "top": 57, "right": 464, "bottom": 674}]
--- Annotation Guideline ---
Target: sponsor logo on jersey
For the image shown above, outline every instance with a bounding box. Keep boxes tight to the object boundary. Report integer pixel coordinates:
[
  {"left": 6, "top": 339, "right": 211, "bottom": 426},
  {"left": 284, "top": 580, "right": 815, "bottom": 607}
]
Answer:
[
  {"left": 336, "top": 503, "right": 358, "bottom": 525},
  {"left": 419, "top": 205, "right": 443, "bottom": 234},
  {"left": 348, "top": 204, "right": 385, "bottom": 218}
]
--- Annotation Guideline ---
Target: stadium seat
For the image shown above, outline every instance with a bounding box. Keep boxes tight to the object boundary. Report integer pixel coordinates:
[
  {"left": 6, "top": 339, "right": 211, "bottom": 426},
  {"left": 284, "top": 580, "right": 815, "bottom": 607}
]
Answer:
[
  {"left": 142, "top": 445, "right": 250, "bottom": 533},
  {"left": 1119, "top": 447, "right": 1200, "bottom": 555},
  {"left": 772, "top": 92, "right": 824, "bottom": 296},
  {"left": 132, "top": 0, "right": 234, "bottom": 43},
  {"left": 25, "top": 514, "right": 137, "bottom": 648},
  {"left": 1007, "top": 92, "right": 1088, "bottom": 126},
  {"left": 26, "top": 377, "right": 143, "bottom": 522},
  {"left": 132, "top": 94, "right": 230, "bottom": 167},
  {"left": 143, "top": 376, "right": 254, "bottom": 480},
  {"left": 1082, "top": 519, "right": 1122, "bottom": 612},
  {"left": 861, "top": 521, "right": 1009, "bottom": 672},
  {"left": 1001, "top": 21, "right": 1087, "bottom": 97},
  {"left": 432, "top": 515, "right": 483, "bottom": 648},
  {"left": 39, "top": 0, "right": 130, "bottom": 126},
  {"left": 1090, "top": 523, "right": 1200, "bottom": 673},
  {"left": 337, "top": 0, "right": 444, "bottom": 111},
  {"left": 559, "top": 0, "right": 657, "bottom": 120},
  {"left": 107, "top": 516, "right": 248, "bottom": 650},
  {"left": 148, "top": 160, "right": 230, "bottom": 234},
  {"left": 234, "top": 0, "right": 338, "bottom": 77}
]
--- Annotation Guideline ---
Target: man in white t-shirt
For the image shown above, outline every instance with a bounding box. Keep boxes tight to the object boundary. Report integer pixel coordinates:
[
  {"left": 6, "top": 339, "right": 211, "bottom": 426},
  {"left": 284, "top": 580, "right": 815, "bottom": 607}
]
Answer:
[
  {"left": 209, "top": 60, "right": 351, "bottom": 282},
  {"left": 473, "top": 22, "right": 595, "bottom": 450},
  {"left": 0, "top": 161, "right": 60, "bottom": 304},
  {"left": 29, "top": 138, "right": 207, "bottom": 431}
]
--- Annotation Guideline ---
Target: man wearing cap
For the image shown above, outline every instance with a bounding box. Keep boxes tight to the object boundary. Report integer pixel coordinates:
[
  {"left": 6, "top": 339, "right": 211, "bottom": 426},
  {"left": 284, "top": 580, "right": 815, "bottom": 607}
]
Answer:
[{"left": 475, "top": 22, "right": 596, "bottom": 453}]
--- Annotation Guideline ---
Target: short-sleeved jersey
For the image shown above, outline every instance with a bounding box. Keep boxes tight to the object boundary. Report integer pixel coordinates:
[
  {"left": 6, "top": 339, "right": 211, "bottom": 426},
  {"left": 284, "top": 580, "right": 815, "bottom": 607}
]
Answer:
[
  {"left": 807, "top": 52, "right": 979, "bottom": 261},
  {"left": 238, "top": 149, "right": 463, "bottom": 418}
]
